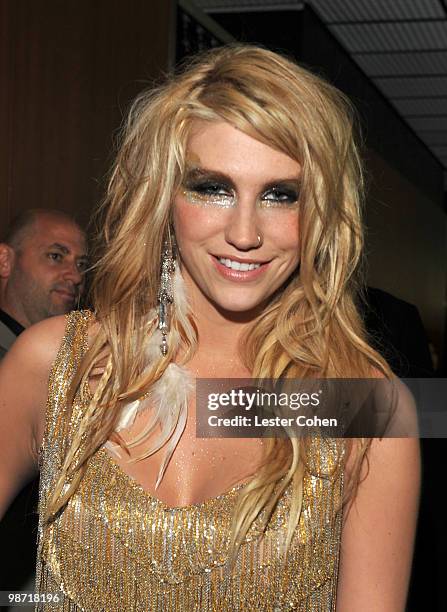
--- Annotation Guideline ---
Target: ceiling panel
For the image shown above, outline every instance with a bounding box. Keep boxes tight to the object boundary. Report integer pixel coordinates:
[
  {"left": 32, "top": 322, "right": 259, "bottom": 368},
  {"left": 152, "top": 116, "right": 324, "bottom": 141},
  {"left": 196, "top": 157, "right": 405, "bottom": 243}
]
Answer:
[
  {"left": 354, "top": 51, "right": 447, "bottom": 77},
  {"left": 375, "top": 76, "right": 447, "bottom": 98},
  {"left": 309, "top": 0, "right": 444, "bottom": 22},
  {"left": 332, "top": 21, "right": 447, "bottom": 53},
  {"left": 407, "top": 117, "right": 447, "bottom": 131},
  {"left": 197, "top": 0, "right": 445, "bottom": 21},
  {"left": 419, "top": 131, "right": 447, "bottom": 145},
  {"left": 392, "top": 98, "right": 447, "bottom": 116}
]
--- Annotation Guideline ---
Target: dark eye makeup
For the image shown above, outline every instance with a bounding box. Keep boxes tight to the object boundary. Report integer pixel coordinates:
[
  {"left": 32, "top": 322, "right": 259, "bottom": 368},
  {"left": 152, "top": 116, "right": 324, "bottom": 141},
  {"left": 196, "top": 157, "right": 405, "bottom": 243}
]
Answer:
[
  {"left": 260, "top": 184, "right": 299, "bottom": 207},
  {"left": 181, "top": 167, "right": 300, "bottom": 209},
  {"left": 185, "top": 179, "right": 233, "bottom": 197}
]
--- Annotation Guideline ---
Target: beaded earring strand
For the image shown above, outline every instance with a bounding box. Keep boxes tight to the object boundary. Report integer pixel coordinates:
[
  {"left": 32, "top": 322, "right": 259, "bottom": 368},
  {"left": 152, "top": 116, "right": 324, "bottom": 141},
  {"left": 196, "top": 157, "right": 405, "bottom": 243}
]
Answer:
[{"left": 158, "top": 231, "right": 176, "bottom": 356}]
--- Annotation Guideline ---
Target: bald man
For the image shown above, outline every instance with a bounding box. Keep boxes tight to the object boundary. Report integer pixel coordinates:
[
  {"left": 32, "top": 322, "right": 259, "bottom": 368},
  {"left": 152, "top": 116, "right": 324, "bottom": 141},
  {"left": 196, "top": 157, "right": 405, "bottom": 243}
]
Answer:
[{"left": 0, "top": 209, "right": 87, "bottom": 357}]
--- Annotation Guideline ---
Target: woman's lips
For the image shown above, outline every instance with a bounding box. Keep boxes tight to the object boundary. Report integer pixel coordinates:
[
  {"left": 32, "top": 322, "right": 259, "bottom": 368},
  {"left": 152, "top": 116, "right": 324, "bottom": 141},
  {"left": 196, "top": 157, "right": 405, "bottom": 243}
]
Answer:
[{"left": 210, "top": 255, "right": 270, "bottom": 281}]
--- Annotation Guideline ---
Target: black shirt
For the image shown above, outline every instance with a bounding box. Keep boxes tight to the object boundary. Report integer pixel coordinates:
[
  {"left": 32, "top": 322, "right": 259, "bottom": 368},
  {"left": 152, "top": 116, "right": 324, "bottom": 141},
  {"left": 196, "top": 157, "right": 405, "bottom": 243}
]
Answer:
[
  {"left": 0, "top": 308, "right": 25, "bottom": 337},
  {"left": 0, "top": 308, "right": 36, "bottom": 596}
]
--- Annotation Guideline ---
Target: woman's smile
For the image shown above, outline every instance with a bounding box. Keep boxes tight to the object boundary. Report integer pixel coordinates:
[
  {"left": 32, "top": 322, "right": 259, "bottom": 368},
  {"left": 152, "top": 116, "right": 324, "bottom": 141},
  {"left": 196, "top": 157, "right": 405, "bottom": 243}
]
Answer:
[{"left": 211, "top": 253, "right": 270, "bottom": 281}]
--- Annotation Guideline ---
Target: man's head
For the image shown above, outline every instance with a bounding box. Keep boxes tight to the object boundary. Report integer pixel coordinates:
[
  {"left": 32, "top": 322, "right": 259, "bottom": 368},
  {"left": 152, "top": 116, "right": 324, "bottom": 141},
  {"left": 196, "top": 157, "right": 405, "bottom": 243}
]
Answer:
[{"left": 0, "top": 209, "right": 88, "bottom": 327}]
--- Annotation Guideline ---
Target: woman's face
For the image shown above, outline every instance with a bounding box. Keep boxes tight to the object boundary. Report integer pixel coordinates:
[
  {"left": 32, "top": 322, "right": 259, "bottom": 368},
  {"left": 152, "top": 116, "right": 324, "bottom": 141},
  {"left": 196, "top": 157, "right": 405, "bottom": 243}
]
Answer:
[{"left": 173, "top": 120, "right": 301, "bottom": 316}]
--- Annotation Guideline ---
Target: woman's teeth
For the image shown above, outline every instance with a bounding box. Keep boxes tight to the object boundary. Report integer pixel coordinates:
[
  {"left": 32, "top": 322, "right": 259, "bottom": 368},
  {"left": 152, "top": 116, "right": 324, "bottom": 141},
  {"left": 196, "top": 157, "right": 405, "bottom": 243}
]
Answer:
[{"left": 218, "top": 257, "right": 261, "bottom": 271}]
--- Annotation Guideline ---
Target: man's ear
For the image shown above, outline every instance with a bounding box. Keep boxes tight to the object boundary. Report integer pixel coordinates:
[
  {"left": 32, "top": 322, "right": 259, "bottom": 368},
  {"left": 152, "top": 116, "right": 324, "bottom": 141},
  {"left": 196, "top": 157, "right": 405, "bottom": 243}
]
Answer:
[{"left": 0, "top": 243, "right": 15, "bottom": 279}]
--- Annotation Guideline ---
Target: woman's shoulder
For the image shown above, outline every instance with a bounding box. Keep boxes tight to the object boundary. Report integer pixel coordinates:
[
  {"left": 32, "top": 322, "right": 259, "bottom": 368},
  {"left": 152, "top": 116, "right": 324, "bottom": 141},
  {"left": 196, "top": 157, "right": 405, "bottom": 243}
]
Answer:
[
  {"left": 7, "top": 310, "right": 95, "bottom": 370},
  {"left": 367, "top": 365, "right": 419, "bottom": 436},
  {"left": 3, "top": 314, "right": 70, "bottom": 374},
  {"left": 0, "top": 314, "right": 85, "bottom": 494},
  {"left": 0, "top": 311, "right": 97, "bottom": 453}
]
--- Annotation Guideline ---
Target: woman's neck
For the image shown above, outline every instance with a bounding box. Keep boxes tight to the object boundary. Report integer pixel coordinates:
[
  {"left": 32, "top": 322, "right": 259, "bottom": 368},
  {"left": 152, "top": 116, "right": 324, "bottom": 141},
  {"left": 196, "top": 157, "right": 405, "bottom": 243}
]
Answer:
[
  {"left": 191, "top": 299, "right": 258, "bottom": 357},
  {"left": 178, "top": 298, "right": 255, "bottom": 377}
]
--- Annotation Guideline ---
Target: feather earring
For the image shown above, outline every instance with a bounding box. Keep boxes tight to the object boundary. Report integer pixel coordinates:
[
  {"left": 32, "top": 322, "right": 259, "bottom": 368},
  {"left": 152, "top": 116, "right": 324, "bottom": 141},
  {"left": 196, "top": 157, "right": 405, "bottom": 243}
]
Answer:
[{"left": 105, "top": 245, "right": 194, "bottom": 490}]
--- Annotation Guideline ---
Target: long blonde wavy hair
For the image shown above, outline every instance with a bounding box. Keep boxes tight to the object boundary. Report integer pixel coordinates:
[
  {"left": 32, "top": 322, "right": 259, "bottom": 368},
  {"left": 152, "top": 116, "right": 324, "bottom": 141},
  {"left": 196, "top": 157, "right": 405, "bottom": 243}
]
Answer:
[{"left": 46, "top": 44, "right": 391, "bottom": 554}]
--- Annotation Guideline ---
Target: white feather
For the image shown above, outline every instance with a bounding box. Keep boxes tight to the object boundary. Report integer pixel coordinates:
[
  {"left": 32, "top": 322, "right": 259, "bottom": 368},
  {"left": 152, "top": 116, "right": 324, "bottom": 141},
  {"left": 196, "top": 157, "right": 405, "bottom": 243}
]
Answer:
[
  {"left": 103, "top": 440, "right": 123, "bottom": 458},
  {"left": 152, "top": 363, "right": 193, "bottom": 487},
  {"left": 145, "top": 328, "right": 164, "bottom": 363},
  {"left": 173, "top": 264, "right": 189, "bottom": 317},
  {"left": 111, "top": 267, "right": 194, "bottom": 488},
  {"left": 115, "top": 399, "right": 141, "bottom": 432}
]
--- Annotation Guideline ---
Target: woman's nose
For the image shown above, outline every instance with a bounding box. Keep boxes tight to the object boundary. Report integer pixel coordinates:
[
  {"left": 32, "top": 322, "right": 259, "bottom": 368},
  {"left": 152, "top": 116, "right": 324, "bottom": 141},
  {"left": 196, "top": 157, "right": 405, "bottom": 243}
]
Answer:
[{"left": 224, "top": 199, "right": 262, "bottom": 251}]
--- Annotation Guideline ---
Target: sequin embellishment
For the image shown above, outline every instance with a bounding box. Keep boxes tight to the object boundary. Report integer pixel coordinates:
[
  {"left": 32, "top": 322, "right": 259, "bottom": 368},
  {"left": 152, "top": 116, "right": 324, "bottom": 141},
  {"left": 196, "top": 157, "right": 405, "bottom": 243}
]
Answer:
[{"left": 35, "top": 311, "right": 344, "bottom": 611}]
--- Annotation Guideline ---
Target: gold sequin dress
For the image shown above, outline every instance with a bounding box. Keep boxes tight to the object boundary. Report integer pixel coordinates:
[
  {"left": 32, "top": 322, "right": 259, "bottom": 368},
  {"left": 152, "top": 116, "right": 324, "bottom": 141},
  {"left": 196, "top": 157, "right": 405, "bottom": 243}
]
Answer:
[{"left": 35, "top": 311, "right": 344, "bottom": 611}]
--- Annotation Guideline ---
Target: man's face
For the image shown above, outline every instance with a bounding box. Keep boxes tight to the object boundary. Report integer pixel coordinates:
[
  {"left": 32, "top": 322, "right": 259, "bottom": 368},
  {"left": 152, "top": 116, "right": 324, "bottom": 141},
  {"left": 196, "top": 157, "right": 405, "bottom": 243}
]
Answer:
[{"left": 4, "top": 216, "right": 87, "bottom": 326}]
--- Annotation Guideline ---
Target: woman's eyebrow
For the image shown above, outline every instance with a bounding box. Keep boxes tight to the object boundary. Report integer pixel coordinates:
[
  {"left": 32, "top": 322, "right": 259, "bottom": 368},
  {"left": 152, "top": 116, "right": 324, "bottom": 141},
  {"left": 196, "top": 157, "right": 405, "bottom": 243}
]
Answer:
[
  {"left": 261, "top": 178, "right": 301, "bottom": 191},
  {"left": 184, "top": 165, "right": 300, "bottom": 189},
  {"left": 183, "top": 166, "right": 234, "bottom": 184},
  {"left": 186, "top": 165, "right": 301, "bottom": 186}
]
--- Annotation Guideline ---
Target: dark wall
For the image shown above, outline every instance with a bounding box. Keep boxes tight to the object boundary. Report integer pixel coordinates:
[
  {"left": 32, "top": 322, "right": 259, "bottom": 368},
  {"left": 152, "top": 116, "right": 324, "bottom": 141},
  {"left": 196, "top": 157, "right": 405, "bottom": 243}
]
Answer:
[
  {"left": 364, "top": 149, "right": 446, "bottom": 355},
  {"left": 0, "top": 0, "right": 175, "bottom": 229}
]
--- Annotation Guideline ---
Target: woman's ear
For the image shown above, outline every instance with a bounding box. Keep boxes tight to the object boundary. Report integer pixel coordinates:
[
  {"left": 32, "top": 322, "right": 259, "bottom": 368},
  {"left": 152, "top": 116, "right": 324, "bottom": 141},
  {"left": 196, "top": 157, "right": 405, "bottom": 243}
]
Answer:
[{"left": 0, "top": 243, "right": 14, "bottom": 279}]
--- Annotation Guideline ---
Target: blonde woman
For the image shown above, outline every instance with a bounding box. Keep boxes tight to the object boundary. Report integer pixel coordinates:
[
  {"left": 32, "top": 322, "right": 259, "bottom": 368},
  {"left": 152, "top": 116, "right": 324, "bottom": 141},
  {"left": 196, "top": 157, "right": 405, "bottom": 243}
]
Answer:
[{"left": 0, "top": 45, "right": 419, "bottom": 611}]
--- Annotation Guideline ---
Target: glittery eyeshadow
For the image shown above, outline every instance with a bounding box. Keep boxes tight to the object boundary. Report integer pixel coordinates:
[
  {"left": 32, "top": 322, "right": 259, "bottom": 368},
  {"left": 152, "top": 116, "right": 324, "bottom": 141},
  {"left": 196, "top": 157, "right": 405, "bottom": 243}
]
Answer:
[
  {"left": 181, "top": 188, "right": 235, "bottom": 208},
  {"left": 258, "top": 198, "right": 299, "bottom": 210}
]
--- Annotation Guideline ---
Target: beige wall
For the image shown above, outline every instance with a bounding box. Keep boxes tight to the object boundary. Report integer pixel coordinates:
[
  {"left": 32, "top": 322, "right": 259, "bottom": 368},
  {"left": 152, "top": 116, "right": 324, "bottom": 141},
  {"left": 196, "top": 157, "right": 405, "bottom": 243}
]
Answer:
[{"left": 364, "top": 149, "right": 446, "bottom": 354}]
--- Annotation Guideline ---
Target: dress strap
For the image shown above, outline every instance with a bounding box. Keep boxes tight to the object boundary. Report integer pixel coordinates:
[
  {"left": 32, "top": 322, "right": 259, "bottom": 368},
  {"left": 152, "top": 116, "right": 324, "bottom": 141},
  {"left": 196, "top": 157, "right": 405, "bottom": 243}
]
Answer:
[{"left": 38, "top": 310, "right": 93, "bottom": 496}]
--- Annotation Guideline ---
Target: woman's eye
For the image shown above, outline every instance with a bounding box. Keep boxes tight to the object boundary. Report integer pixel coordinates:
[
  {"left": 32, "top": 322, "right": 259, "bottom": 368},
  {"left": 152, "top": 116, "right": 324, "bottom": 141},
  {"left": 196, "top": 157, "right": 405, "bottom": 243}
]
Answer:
[
  {"left": 190, "top": 181, "right": 231, "bottom": 196},
  {"left": 182, "top": 180, "right": 235, "bottom": 208},
  {"left": 261, "top": 188, "right": 299, "bottom": 206}
]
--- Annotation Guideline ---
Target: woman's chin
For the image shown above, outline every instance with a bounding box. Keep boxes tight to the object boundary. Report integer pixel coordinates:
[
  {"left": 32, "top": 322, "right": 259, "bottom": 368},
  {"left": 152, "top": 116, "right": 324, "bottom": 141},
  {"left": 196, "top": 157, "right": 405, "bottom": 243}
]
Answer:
[{"left": 208, "top": 294, "right": 270, "bottom": 320}]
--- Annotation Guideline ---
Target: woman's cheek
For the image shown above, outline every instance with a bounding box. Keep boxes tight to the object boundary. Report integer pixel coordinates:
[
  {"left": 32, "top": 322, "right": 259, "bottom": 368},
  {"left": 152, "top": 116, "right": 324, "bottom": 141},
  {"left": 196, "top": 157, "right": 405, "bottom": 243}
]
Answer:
[{"left": 173, "top": 198, "right": 228, "bottom": 243}]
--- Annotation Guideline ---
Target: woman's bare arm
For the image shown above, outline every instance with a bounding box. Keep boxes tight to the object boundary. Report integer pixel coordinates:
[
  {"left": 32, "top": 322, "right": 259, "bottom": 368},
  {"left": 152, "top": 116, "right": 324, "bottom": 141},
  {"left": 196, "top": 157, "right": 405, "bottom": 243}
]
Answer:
[
  {"left": 336, "top": 382, "right": 421, "bottom": 610},
  {"left": 0, "top": 315, "right": 67, "bottom": 519}
]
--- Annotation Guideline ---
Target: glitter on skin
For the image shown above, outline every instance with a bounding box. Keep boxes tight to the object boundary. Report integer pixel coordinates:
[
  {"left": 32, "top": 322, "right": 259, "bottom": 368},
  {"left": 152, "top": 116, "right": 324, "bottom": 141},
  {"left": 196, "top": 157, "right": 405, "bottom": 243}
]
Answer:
[{"left": 181, "top": 188, "right": 235, "bottom": 208}]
